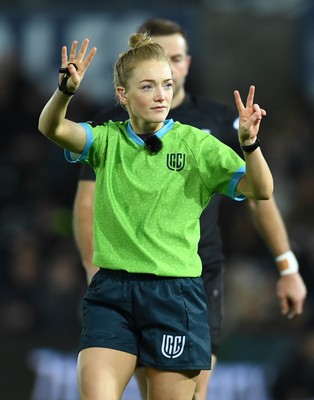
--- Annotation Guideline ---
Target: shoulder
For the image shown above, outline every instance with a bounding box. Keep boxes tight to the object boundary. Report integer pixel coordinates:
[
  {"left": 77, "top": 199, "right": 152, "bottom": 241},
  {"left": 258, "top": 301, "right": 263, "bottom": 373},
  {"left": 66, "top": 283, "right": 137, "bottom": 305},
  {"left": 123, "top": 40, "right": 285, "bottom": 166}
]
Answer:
[
  {"left": 172, "top": 121, "right": 219, "bottom": 144},
  {"left": 170, "top": 122, "right": 240, "bottom": 169}
]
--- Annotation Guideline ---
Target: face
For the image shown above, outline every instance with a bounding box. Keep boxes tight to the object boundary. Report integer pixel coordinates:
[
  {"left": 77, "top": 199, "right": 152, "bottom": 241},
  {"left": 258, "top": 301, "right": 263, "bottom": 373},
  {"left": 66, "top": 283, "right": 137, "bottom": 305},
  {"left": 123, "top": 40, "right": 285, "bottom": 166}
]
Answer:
[
  {"left": 152, "top": 33, "right": 191, "bottom": 108},
  {"left": 120, "top": 59, "right": 173, "bottom": 133}
]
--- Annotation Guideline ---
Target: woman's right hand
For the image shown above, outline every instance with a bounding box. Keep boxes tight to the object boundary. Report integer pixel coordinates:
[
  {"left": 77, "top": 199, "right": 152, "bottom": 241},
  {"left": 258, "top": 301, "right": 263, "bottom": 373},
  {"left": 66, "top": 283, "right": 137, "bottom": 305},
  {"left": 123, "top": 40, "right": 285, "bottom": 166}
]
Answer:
[{"left": 59, "top": 38, "right": 97, "bottom": 94}]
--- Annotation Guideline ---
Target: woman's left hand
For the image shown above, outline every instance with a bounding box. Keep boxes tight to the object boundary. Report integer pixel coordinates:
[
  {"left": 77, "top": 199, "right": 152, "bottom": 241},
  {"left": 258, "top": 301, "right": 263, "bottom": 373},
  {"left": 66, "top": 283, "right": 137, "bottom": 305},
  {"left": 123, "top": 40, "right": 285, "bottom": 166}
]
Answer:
[{"left": 234, "top": 85, "right": 266, "bottom": 146}]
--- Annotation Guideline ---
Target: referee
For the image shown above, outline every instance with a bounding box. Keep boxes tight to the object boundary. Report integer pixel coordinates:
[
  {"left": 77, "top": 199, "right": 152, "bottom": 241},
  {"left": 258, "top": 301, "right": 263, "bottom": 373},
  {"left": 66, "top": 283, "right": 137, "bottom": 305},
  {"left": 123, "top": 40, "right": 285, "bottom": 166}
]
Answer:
[{"left": 72, "top": 18, "right": 306, "bottom": 400}]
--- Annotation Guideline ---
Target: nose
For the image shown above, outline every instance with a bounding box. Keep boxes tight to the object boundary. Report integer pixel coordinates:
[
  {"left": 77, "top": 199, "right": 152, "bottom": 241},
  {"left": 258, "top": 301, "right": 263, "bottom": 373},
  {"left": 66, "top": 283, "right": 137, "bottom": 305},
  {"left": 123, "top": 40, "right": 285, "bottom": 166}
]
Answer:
[{"left": 154, "top": 87, "right": 166, "bottom": 102}]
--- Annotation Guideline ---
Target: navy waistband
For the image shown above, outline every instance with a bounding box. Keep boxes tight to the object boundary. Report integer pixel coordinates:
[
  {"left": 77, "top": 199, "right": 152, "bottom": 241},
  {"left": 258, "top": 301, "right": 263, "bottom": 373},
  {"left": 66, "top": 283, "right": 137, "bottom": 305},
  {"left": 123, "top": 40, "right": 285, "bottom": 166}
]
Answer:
[{"left": 98, "top": 267, "right": 180, "bottom": 281}]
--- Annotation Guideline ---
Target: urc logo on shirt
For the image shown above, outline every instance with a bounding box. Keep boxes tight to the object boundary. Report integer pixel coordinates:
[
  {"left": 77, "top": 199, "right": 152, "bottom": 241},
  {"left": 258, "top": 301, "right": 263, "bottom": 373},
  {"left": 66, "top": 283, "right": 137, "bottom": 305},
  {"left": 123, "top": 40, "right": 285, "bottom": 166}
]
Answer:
[{"left": 166, "top": 153, "right": 186, "bottom": 171}]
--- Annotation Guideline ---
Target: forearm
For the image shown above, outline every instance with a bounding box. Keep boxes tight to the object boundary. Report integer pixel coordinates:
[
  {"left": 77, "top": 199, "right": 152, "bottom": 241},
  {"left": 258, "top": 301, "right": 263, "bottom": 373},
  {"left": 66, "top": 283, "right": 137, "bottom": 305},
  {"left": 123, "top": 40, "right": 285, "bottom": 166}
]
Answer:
[
  {"left": 237, "top": 148, "right": 273, "bottom": 200},
  {"left": 38, "top": 89, "right": 71, "bottom": 139},
  {"left": 247, "top": 196, "right": 290, "bottom": 256},
  {"left": 247, "top": 196, "right": 300, "bottom": 276},
  {"left": 38, "top": 89, "right": 86, "bottom": 152},
  {"left": 247, "top": 196, "right": 306, "bottom": 318}
]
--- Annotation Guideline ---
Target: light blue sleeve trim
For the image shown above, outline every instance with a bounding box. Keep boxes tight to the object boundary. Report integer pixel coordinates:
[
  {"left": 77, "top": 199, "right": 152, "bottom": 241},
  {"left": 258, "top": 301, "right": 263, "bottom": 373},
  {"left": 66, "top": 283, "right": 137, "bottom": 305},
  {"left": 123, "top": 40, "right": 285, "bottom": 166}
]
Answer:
[
  {"left": 64, "top": 122, "right": 94, "bottom": 163},
  {"left": 227, "top": 165, "right": 246, "bottom": 201}
]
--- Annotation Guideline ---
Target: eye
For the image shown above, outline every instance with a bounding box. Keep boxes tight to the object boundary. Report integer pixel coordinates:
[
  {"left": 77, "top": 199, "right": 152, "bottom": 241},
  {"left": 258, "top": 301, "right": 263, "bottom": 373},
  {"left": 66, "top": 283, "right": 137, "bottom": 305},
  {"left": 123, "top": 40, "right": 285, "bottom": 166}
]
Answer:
[
  {"left": 142, "top": 84, "right": 153, "bottom": 90},
  {"left": 164, "top": 82, "right": 173, "bottom": 89},
  {"left": 171, "top": 56, "right": 183, "bottom": 64}
]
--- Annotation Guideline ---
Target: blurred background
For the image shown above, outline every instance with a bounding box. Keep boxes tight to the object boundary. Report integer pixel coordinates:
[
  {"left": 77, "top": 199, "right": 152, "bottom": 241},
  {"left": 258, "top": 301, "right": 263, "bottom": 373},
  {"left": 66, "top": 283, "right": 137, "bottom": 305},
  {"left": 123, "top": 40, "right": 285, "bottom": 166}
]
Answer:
[{"left": 1, "top": 0, "right": 314, "bottom": 399}]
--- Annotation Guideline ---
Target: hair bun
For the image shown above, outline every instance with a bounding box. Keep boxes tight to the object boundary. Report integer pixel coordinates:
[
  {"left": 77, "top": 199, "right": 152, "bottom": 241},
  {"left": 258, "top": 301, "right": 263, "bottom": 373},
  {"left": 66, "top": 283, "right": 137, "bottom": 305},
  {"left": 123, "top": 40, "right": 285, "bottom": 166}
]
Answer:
[{"left": 128, "top": 32, "right": 153, "bottom": 49}]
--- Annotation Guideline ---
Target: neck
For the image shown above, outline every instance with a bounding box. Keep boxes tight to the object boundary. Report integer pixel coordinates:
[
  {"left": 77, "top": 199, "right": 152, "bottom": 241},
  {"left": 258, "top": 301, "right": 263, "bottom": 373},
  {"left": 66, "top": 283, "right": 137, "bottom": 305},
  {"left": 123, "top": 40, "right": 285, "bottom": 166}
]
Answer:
[
  {"left": 129, "top": 120, "right": 164, "bottom": 135},
  {"left": 170, "top": 88, "right": 186, "bottom": 109}
]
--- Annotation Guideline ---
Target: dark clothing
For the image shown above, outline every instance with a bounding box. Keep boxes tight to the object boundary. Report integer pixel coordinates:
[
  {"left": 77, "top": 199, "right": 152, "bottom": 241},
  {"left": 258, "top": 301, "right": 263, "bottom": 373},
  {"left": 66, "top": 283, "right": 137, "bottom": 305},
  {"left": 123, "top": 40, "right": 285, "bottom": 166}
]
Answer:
[{"left": 79, "top": 268, "right": 212, "bottom": 370}]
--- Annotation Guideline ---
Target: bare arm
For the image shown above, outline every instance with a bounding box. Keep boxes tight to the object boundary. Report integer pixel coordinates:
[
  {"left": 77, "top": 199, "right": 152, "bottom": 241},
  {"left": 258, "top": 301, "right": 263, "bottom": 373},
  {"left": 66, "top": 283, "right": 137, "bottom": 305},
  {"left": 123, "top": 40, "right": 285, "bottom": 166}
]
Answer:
[
  {"left": 73, "top": 180, "right": 98, "bottom": 284},
  {"left": 234, "top": 86, "right": 273, "bottom": 200},
  {"left": 38, "top": 39, "right": 98, "bottom": 283},
  {"left": 233, "top": 86, "right": 306, "bottom": 319},
  {"left": 247, "top": 197, "right": 307, "bottom": 319}
]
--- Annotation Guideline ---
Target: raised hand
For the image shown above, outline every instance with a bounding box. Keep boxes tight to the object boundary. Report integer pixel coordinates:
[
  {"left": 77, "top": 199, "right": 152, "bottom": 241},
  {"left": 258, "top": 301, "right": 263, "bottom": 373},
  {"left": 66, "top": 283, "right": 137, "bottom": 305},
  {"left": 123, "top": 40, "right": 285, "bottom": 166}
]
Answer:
[
  {"left": 234, "top": 85, "right": 266, "bottom": 146},
  {"left": 59, "top": 38, "right": 97, "bottom": 95}
]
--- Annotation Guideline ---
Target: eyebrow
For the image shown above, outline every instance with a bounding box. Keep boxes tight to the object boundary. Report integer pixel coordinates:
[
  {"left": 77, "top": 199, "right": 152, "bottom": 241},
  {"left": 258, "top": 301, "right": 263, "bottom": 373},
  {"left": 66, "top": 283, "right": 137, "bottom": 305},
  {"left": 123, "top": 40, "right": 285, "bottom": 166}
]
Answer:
[
  {"left": 139, "top": 78, "right": 173, "bottom": 83},
  {"left": 169, "top": 54, "right": 184, "bottom": 58}
]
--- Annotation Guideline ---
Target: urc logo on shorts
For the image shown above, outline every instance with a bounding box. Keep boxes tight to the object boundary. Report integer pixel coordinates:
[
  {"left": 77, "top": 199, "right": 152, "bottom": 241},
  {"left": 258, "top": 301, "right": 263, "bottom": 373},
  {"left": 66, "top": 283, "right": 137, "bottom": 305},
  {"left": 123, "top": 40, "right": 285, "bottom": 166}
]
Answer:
[
  {"left": 166, "top": 153, "right": 186, "bottom": 171},
  {"left": 161, "top": 334, "right": 186, "bottom": 358}
]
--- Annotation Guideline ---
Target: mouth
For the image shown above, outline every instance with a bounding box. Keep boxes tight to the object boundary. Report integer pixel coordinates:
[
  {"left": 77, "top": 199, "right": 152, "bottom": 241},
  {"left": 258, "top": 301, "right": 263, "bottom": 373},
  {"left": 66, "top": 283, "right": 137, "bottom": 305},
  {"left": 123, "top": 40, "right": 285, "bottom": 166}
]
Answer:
[{"left": 151, "top": 106, "right": 167, "bottom": 111}]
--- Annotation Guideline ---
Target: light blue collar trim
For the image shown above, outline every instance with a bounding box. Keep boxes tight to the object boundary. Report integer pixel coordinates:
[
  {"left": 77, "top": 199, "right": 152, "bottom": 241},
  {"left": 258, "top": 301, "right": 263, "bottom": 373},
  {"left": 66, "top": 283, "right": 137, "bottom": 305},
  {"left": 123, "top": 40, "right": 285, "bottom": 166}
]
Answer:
[{"left": 126, "top": 119, "right": 174, "bottom": 146}]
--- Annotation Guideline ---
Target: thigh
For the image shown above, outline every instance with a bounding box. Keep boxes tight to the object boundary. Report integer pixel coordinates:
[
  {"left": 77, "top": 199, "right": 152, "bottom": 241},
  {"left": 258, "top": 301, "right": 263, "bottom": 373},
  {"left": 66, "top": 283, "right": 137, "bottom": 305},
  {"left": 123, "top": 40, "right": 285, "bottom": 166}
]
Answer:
[
  {"left": 145, "top": 367, "right": 199, "bottom": 400},
  {"left": 193, "top": 355, "right": 217, "bottom": 400},
  {"left": 78, "top": 347, "right": 137, "bottom": 400},
  {"left": 134, "top": 367, "right": 147, "bottom": 400}
]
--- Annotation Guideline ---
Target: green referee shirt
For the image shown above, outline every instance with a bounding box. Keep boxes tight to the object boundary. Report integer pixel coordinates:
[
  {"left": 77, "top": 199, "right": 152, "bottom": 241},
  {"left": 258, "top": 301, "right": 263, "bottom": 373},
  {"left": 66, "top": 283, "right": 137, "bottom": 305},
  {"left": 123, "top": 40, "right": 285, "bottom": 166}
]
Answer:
[{"left": 66, "top": 119, "right": 245, "bottom": 277}]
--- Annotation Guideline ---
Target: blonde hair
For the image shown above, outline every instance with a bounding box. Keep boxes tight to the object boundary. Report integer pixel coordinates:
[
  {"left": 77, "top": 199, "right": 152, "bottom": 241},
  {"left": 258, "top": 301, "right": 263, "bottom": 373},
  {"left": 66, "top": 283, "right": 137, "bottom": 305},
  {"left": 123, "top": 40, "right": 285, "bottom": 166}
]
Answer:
[{"left": 113, "top": 32, "right": 170, "bottom": 90}]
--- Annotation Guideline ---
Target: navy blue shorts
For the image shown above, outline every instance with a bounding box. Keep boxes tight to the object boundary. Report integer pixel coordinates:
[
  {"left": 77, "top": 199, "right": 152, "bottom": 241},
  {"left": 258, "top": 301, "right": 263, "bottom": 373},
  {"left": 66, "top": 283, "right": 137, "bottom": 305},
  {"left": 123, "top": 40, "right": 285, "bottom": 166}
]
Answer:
[{"left": 79, "top": 268, "right": 212, "bottom": 371}]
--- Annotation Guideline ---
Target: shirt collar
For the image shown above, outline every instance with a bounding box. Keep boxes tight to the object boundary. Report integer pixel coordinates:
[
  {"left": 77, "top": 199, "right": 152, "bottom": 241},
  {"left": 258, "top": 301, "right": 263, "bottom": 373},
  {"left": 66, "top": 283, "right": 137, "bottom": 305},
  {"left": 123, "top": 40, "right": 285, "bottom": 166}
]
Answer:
[{"left": 126, "top": 119, "right": 174, "bottom": 146}]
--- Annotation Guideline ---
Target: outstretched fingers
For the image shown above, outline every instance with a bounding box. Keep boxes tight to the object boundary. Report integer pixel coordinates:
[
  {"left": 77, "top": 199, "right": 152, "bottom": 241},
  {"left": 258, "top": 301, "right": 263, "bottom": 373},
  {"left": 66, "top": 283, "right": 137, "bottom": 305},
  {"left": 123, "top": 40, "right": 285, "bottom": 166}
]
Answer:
[
  {"left": 245, "top": 85, "right": 255, "bottom": 108},
  {"left": 235, "top": 85, "right": 267, "bottom": 141},
  {"left": 74, "top": 39, "right": 97, "bottom": 72},
  {"left": 69, "top": 40, "right": 79, "bottom": 63},
  {"left": 82, "top": 45, "right": 97, "bottom": 71},
  {"left": 61, "top": 39, "right": 97, "bottom": 72},
  {"left": 61, "top": 45, "right": 69, "bottom": 67},
  {"left": 234, "top": 85, "right": 256, "bottom": 113},
  {"left": 76, "top": 38, "right": 91, "bottom": 63},
  {"left": 233, "top": 89, "right": 244, "bottom": 113},
  {"left": 59, "top": 39, "right": 97, "bottom": 93}
]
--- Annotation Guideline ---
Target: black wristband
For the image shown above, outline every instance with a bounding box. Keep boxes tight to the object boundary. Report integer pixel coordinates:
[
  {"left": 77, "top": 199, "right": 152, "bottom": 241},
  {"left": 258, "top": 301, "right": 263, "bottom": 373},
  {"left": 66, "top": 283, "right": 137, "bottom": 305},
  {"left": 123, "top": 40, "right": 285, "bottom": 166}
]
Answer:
[
  {"left": 240, "top": 138, "right": 260, "bottom": 153},
  {"left": 58, "top": 63, "right": 77, "bottom": 96}
]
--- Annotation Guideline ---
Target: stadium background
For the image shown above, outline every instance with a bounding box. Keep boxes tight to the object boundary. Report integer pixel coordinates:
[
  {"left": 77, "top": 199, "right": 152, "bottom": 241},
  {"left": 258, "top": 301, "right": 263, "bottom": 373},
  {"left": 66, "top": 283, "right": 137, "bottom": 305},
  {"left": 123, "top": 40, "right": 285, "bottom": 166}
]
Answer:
[{"left": 1, "top": 0, "right": 314, "bottom": 398}]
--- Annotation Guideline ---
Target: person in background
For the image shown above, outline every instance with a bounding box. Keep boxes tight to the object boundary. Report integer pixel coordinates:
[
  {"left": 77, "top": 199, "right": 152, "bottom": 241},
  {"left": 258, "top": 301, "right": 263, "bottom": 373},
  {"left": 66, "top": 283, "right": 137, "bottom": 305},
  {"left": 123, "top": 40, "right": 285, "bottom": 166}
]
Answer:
[{"left": 72, "top": 19, "right": 306, "bottom": 400}]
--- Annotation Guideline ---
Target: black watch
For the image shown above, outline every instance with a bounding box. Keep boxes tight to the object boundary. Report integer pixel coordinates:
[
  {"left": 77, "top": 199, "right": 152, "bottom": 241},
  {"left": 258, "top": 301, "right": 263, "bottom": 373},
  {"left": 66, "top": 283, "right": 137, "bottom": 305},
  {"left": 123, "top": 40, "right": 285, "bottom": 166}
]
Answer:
[{"left": 240, "top": 138, "right": 260, "bottom": 153}]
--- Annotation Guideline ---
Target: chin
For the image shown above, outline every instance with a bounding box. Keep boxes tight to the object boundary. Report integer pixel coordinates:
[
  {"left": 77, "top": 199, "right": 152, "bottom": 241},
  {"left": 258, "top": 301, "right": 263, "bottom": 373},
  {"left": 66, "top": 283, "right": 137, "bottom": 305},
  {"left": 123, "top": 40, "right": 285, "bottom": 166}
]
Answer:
[
  {"left": 151, "top": 115, "right": 167, "bottom": 123},
  {"left": 155, "top": 112, "right": 169, "bottom": 121}
]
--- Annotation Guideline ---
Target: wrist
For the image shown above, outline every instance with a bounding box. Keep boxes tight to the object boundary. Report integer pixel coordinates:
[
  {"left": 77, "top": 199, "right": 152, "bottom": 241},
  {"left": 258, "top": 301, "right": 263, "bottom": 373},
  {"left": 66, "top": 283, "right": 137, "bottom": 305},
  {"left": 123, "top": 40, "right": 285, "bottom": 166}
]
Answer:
[
  {"left": 275, "top": 250, "right": 299, "bottom": 276},
  {"left": 55, "top": 88, "right": 74, "bottom": 101},
  {"left": 240, "top": 138, "right": 260, "bottom": 153},
  {"left": 58, "top": 84, "right": 76, "bottom": 96}
]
